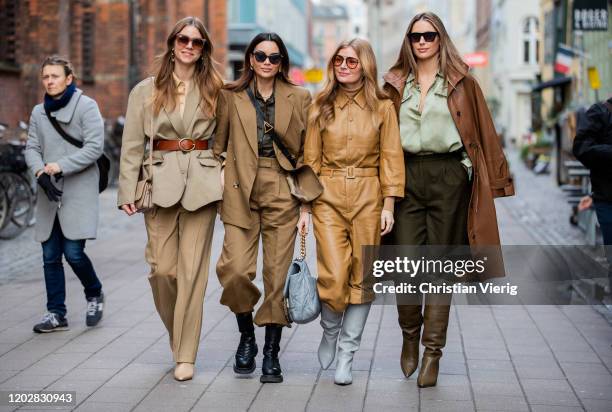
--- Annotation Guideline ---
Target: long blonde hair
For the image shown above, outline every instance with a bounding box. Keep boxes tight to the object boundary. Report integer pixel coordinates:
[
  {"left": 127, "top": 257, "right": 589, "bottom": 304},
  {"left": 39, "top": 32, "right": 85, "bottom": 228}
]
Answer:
[
  {"left": 152, "top": 16, "right": 224, "bottom": 117},
  {"left": 388, "top": 12, "right": 468, "bottom": 83},
  {"left": 309, "top": 38, "right": 387, "bottom": 128}
]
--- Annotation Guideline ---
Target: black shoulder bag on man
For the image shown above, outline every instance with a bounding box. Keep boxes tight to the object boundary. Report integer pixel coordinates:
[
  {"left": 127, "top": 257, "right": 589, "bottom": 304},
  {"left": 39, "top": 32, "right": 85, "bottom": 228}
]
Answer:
[{"left": 44, "top": 106, "right": 110, "bottom": 193}]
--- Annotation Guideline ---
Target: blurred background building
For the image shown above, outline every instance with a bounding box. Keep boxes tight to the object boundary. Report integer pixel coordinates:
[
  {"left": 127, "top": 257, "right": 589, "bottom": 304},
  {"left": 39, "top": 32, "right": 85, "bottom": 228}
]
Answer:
[
  {"left": 0, "top": 0, "right": 609, "bottom": 164},
  {"left": 311, "top": 2, "right": 350, "bottom": 71},
  {"left": 0, "top": 0, "right": 226, "bottom": 125},
  {"left": 226, "top": 0, "right": 309, "bottom": 82}
]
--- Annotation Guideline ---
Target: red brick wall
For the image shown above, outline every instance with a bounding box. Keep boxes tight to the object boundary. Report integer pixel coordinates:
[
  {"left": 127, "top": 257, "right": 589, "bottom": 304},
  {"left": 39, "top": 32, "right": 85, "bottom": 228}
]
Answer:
[{"left": 0, "top": 0, "right": 227, "bottom": 126}]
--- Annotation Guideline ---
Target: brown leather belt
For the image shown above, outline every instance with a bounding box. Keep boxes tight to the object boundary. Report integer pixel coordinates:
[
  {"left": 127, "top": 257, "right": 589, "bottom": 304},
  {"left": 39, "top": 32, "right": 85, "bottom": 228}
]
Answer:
[
  {"left": 320, "top": 166, "right": 378, "bottom": 179},
  {"left": 153, "top": 138, "right": 209, "bottom": 152}
]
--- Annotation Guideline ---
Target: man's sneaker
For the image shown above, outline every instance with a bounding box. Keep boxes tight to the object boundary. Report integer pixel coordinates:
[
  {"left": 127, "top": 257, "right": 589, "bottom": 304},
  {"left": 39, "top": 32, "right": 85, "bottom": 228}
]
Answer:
[
  {"left": 86, "top": 292, "right": 104, "bottom": 327},
  {"left": 33, "top": 312, "right": 69, "bottom": 333}
]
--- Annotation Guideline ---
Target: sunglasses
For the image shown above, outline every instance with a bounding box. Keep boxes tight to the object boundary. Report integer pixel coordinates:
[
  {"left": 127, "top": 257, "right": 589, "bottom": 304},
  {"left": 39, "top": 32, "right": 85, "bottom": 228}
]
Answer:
[
  {"left": 252, "top": 51, "right": 283, "bottom": 65},
  {"left": 408, "top": 31, "right": 439, "bottom": 43},
  {"left": 175, "top": 34, "right": 205, "bottom": 50},
  {"left": 333, "top": 55, "right": 359, "bottom": 69}
]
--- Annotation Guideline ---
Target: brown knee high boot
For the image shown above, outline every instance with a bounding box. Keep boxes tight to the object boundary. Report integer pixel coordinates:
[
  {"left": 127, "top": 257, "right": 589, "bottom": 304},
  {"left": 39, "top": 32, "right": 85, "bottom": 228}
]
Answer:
[
  {"left": 397, "top": 304, "right": 423, "bottom": 378},
  {"left": 417, "top": 294, "right": 451, "bottom": 388}
]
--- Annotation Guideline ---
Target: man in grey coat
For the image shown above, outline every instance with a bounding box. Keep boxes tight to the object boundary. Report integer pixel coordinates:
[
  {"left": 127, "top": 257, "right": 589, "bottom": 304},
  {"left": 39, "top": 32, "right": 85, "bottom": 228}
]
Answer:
[{"left": 25, "top": 56, "right": 105, "bottom": 333}]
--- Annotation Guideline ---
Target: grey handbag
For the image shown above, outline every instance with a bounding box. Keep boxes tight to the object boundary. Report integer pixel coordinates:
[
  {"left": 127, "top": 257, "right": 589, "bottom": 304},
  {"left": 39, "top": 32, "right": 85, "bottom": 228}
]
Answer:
[{"left": 283, "top": 232, "right": 321, "bottom": 324}]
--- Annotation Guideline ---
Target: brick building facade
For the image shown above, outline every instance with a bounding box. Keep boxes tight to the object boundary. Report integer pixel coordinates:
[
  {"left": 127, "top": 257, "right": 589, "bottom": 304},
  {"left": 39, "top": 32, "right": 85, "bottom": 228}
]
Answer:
[{"left": 0, "top": 0, "right": 227, "bottom": 126}]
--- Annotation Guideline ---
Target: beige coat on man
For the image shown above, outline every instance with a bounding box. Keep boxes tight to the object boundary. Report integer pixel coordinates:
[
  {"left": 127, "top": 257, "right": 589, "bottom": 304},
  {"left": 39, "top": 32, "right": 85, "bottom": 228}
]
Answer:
[
  {"left": 212, "top": 80, "right": 312, "bottom": 229},
  {"left": 117, "top": 77, "right": 222, "bottom": 210}
]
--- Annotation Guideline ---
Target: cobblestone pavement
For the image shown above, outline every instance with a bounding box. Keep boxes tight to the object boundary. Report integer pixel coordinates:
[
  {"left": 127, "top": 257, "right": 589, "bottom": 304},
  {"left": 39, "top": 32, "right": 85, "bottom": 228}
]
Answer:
[{"left": 0, "top": 149, "right": 610, "bottom": 412}]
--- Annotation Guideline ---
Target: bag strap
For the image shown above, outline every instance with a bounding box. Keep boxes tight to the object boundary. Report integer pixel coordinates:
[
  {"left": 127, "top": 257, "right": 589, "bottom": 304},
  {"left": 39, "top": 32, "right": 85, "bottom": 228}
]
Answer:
[
  {"left": 245, "top": 87, "right": 297, "bottom": 168},
  {"left": 604, "top": 100, "right": 612, "bottom": 114},
  {"left": 44, "top": 106, "right": 83, "bottom": 148},
  {"left": 146, "top": 109, "right": 154, "bottom": 183},
  {"left": 297, "top": 231, "right": 306, "bottom": 261}
]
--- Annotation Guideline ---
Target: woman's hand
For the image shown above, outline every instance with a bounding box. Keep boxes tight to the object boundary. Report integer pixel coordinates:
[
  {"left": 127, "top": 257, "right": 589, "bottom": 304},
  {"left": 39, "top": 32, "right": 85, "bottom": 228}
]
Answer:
[
  {"left": 44, "top": 162, "right": 62, "bottom": 175},
  {"left": 297, "top": 209, "right": 310, "bottom": 235},
  {"left": 381, "top": 209, "right": 394, "bottom": 236},
  {"left": 121, "top": 203, "right": 137, "bottom": 216}
]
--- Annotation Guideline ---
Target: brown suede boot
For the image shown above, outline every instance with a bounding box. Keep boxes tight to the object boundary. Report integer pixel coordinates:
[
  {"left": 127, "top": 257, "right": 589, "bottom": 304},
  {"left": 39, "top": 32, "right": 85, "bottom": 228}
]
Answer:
[
  {"left": 397, "top": 304, "right": 423, "bottom": 378},
  {"left": 417, "top": 294, "right": 451, "bottom": 388}
]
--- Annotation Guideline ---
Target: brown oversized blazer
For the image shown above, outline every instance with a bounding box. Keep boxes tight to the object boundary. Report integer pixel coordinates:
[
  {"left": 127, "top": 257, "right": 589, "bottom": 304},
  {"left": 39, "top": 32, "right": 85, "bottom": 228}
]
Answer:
[
  {"left": 117, "top": 77, "right": 223, "bottom": 211},
  {"left": 213, "top": 80, "right": 312, "bottom": 229}
]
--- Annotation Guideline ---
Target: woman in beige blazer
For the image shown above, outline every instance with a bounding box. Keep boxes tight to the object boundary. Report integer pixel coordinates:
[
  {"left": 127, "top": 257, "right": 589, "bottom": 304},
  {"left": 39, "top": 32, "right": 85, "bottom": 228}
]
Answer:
[
  {"left": 213, "top": 32, "right": 313, "bottom": 384},
  {"left": 117, "top": 16, "right": 224, "bottom": 381}
]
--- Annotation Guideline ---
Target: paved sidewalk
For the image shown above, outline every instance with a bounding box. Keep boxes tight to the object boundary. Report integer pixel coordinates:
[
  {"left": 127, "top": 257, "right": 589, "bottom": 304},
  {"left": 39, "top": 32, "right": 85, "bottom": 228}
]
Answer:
[{"left": 0, "top": 150, "right": 611, "bottom": 412}]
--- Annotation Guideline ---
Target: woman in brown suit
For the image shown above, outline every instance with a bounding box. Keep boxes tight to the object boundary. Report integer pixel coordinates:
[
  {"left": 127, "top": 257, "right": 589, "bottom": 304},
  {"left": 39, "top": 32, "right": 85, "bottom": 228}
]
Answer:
[
  {"left": 213, "top": 33, "right": 313, "bottom": 384},
  {"left": 304, "top": 38, "right": 405, "bottom": 385},
  {"left": 117, "top": 17, "right": 224, "bottom": 381},
  {"left": 382, "top": 12, "right": 514, "bottom": 387}
]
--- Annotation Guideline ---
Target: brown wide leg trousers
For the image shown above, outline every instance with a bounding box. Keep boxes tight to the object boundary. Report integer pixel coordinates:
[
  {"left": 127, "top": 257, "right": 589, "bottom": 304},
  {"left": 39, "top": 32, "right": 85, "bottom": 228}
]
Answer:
[
  {"left": 216, "top": 158, "right": 299, "bottom": 326},
  {"left": 144, "top": 203, "right": 217, "bottom": 363}
]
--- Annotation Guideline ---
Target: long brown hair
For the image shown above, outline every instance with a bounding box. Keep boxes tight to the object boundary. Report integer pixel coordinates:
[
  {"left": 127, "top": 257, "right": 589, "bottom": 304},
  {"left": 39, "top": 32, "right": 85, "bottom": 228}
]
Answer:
[
  {"left": 152, "top": 16, "right": 223, "bottom": 117},
  {"left": 388, "top": 12, "right": 468, "bottom": 83},
  {"left": 226, "top": 32, "right": 294, "bottom": 92},
  {"left": 309, "top": 38, "right": 387, "bottom": 127}
]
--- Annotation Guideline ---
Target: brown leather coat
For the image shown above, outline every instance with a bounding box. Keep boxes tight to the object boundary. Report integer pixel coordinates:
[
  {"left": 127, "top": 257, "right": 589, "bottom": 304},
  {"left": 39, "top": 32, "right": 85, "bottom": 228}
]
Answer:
[
  {"left": 383, "top": 69, "right": 514, "bottom": 246},
  {"left": 213, "top": 80, "right": 312, "bottom": 229}
]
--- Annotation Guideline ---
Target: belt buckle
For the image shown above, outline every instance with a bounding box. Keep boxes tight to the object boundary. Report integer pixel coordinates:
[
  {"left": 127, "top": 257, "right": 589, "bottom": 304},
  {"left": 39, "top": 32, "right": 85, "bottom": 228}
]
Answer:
[
  {"left": 178, "top": 138, "right": 196, "bottom": 152},
  {"left": 346, "top": 166, "right": 355, "bottom": 179}
]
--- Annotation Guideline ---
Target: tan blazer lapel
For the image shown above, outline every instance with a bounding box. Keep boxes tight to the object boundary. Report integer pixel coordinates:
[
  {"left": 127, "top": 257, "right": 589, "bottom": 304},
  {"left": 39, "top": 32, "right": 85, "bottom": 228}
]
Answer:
[
  {"left": 235, "top": 91, "right": 258, "bottom": 155},
  {"left": 274, "top": 81, "right": 293, "bottom": 139},
  {"left": 163, "top": 105, "right": 187, "bottom": 137},
  {"left": 183, "top": 83, "right": 201, "bottom": 136}
]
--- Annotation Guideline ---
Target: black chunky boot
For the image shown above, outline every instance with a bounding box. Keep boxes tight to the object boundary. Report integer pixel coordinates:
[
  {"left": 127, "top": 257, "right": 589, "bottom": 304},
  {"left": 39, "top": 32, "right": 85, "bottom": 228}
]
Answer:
[
  {"left": 234, "top": 312, "right": 257, "bottom": 374},
  {"left": 260, "top": 324, "right": 283, "bottom": 383}
]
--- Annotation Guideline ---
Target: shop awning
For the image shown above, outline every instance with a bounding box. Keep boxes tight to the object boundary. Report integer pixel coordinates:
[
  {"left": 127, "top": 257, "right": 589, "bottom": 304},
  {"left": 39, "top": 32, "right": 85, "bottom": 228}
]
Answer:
[{"left": 532, "top": 76, "right": 572, "bottom": 92}]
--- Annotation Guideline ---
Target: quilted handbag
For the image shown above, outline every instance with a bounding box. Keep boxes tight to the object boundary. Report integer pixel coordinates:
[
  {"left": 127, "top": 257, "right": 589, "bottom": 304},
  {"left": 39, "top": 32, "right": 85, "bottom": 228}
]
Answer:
[{"left": 283, "top": 232, "right": 321, "bottom": 324}]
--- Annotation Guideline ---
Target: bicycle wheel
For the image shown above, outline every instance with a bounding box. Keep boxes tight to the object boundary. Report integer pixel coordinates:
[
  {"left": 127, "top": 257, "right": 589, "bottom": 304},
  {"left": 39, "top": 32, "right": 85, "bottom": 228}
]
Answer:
[
  {"left": 0, "top": 172, "right": 35, "bottom": 239},
  {"left": 0, "top": 177, "right": 10, "bottom": 231}
]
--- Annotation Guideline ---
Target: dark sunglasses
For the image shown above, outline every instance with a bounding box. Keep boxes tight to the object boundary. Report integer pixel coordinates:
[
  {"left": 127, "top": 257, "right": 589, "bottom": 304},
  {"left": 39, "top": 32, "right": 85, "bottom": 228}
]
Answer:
[
  {"left": 252, "top": 51, "right": 283, "bottom": 65},
  {"left": 333, "top": 55, "right": 359, "bottom": 69},
  {"left": 175, "top": 34, "right": 205, "bottom": 50},
  {"left": 408, "top": 31, "right": 439, "bottom": 43}
]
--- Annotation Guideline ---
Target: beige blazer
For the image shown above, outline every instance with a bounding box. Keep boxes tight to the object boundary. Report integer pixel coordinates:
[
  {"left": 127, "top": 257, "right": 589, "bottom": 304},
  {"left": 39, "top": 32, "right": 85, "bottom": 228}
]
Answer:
[
  {"left": 117, "top": 77, "right": 223, "bottom": 211},
  {"left": 213, "top": 80, "right": 312, "bottom": 229}
]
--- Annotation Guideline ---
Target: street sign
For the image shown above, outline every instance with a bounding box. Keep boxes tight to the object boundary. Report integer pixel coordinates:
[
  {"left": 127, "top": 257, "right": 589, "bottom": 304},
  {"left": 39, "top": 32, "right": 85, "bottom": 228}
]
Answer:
[
  {"left": 587, "top": 66, "right": 601, "bottom": 89},
  {"left": 573, "top": 0, "right": 608, "bottom": 31},
  {"left": 304, "top": 68, "right": 324, "bottom": 83},
  {"left": 463, "top": 52, "right": 488, "bottom": 67}
]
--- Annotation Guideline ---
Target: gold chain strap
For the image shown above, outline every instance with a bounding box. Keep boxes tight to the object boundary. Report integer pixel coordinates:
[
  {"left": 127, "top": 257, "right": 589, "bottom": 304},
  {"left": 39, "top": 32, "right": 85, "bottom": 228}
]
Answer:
[{"left": 298, "top": 231, "right": 306, "bottom": 261}]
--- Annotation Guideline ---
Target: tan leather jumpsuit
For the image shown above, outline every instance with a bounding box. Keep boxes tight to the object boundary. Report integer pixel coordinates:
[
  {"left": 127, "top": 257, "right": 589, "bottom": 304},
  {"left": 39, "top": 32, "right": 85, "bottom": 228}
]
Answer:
[{"left": 304, "top": 89, "right": 405, "bottom": 313}]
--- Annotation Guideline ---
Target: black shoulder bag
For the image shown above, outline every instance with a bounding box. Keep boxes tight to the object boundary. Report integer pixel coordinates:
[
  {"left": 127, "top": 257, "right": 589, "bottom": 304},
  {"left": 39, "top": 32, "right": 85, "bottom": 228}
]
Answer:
[
  {"left": 44, "top": 106, "right": 110, "bottom": 193},
  {"left": 245, "top": 87, "right": 297, "bottom": 168}
]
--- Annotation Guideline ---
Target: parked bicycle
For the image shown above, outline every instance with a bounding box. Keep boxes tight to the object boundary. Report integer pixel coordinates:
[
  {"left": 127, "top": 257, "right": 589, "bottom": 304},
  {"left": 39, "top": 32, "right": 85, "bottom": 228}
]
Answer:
[{"left": 0, "top": 123, "right": 36, "bottom": 239}]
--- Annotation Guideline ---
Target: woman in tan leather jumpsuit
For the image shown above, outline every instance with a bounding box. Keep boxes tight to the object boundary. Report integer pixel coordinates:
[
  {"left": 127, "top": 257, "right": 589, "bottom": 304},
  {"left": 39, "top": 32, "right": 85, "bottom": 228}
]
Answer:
[{"left": 304, "top": 38, "right": 405, "bottom": 385}]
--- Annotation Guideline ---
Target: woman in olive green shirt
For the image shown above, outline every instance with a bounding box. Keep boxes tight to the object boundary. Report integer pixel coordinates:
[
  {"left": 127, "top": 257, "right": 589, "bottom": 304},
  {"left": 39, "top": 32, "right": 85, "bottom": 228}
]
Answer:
[{"left": 386, "top": 12, "right": 472, "bottom": 388}]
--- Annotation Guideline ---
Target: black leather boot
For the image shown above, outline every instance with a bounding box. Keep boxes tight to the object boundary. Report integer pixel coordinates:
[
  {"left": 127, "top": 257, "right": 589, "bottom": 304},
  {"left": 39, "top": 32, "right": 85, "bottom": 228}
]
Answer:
[
  {"left": 260, "top": 324, "right": 283, "bottom": 383},
  {"left": 234, "top": 312, "right": 257, "bottom": 374}
]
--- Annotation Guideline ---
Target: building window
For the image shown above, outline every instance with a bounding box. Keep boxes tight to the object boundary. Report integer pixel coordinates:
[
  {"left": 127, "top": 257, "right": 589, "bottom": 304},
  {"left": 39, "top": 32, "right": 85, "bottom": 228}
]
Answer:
[
  {"left": 522, "top": 16, "right": 539, "bottom": 65},
  {"left": 0, "top": 0, "right": 19, "bottom": 69},
  {"left": 82, "top": 11, "right": 95, "bottom": 83},
  {"left": 229, "top": 0, "right": 256, "bottom": 23}
]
